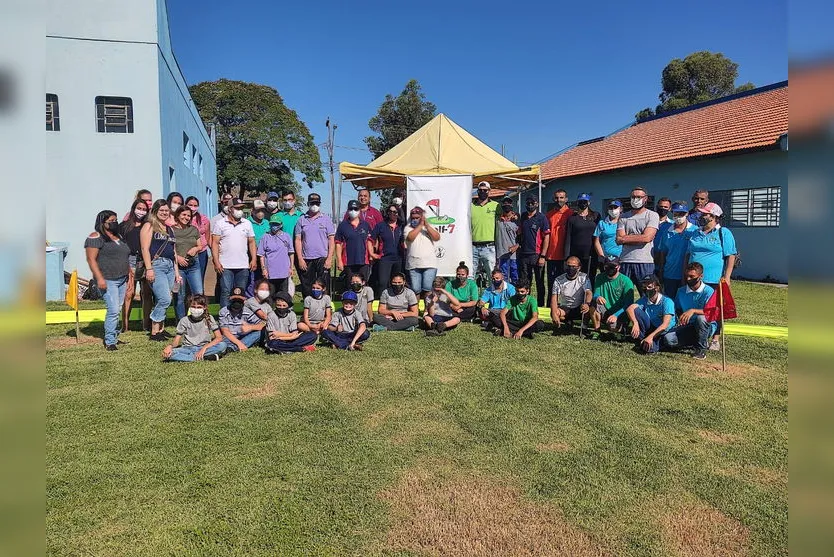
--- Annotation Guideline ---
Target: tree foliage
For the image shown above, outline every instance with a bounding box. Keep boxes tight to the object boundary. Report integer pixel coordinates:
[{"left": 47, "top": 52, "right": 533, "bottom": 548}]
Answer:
[
  {"left": 363, "top": 80, "right": 436, "bottom": 206},
  {"left": 189, "top": 79, "right": 323, "bottom": 198},
  {"left": 635, "top": 51, "right": 755, "bottom": 120}
]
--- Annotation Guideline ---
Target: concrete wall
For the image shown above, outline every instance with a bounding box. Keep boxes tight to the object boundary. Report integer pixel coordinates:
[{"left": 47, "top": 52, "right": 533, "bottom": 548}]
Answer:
[
  {"left": 542, "top": 149, "right": 788, "bottom": 282},
  {"left": 47, "top": 0, "right": 157, "bottom": 42}
]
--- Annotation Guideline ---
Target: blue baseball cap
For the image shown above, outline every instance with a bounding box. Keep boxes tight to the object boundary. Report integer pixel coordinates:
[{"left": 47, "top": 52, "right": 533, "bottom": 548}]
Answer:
[
  {"left": 608, "top": 199, "right": 623, "bottom": 208},
  {"left": 577, "top": 193, "right": 592, "bottom": 201},
  {"left": 267, "top": 191, "right": 280, "bottom": 199},
  {"left": 341, "top": 291, "right": 358, "bottom": 303},
  {"left": 671, "top": 202, "right": 689, "bottom": 213}
]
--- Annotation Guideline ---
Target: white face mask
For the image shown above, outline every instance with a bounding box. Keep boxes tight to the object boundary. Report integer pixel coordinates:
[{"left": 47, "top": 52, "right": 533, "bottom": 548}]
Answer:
[
  {"left": 308, "top": 204, "right": 320, "bottom": 214},
  {"left": 170, "top": 203, "right": 181, "bottom": 212},
  {"left": 607, "top": 208, "right": 621, "bottom": 219},
  {"left": 392, "top": 197, "right": 403, "bottom": 206},
  {"left": 189, "top": 307, "right": 204, "bottom": 318},
  {"left": 266, "top": 200, "right": 278, "bottom": 210},
  {"left": 674, "top": 215, "right": 687, "bottom": 225},
  {"left": 232, "top": 209, "right": 244, "bottom": 219},
  {"left": 257, "top": 289, "right": 271, "bottom": 301},
  {"left": 347, "top": 210, "right": 359, "bottom": 219},
  {"left": 282, "top": 200, "right": 294, "bottom": 210},
  {"left": 134, "top": 209, "right": 147, "bottom": 219},
  {"left": 630, "top": 197, "right": 644, "bottom": 209}
]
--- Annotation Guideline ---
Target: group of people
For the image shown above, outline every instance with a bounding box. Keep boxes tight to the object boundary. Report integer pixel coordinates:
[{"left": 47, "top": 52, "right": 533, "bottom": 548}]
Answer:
[{"left": 83, "top": 182, "right": 737, "bottom": 361}]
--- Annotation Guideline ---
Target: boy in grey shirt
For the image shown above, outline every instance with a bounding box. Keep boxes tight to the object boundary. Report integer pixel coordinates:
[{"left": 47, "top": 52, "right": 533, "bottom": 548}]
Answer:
[
  {"left": 321, "top": 291, "right": 369, "bottom": 350},
  {"left": 495, "top": 196, "right": 519, "bottom": 283}
]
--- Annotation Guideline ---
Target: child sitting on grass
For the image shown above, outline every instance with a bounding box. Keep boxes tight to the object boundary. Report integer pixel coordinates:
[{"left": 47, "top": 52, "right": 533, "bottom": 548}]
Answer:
[
  {"left": 320, "top": 291, "right": 369, "bottom": 350},
  {"left": 264, "top": 291, "right": 318, "bottom": 354},
  {"left": 298, "top": 278, "right": 332, "bottom": 334},
  {"left": 424, "top": 276, "right": 462, "bottom": 337},
  {"left": 162, "top": 294, "right": 228, "bottom": 362}
]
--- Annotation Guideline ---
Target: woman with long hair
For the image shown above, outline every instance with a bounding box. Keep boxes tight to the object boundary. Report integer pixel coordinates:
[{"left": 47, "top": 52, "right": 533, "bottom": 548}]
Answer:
[
  {"left": 185, "top": 195, "right": 210, "bottom": 285},
  {"left": 85, "top": 210, "right": 131, "bottom": 350},
  {"left": 119, "top": 198, "right": 153, "bottom": 332},
  {"left": 171, "top": 205, "right": 204, "bottom": 320},
  {"left": 140, "top": 199, "right": 180, "bottom": 340},
  {"left": 165, "top": 192, "right": 184, "bottom": 226}
]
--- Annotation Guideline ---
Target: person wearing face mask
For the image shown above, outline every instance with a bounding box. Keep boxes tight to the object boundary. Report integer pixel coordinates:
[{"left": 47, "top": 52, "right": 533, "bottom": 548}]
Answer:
[
  {"left": 444, "top": 261, "right": 480, "bottom": 322},
  {"left": 85, "top": 210, "right": 131, "bottom": 350},
  {"left": 320, "top": 291, "right": 370, "bottom": 350},
  {"left": 165, "top": 192, "right": 184, "bottom": 226},
  {"left": 368, "top": 204, "right": 405, "bottom": 296},
  {"left": 624, "top": 274, "right": 676, "bottom": 354},
  {"left": 549, "top": 256, "right": 592, "bottom": 332},
  {"left": 210, "top": 193, "right": 234, "bottom": 233},
  {"left": 218, "top": 287, "right": 265, "bottom": 352},
  {"left": 491, "top": 280, "right": 542, "bottom": 339},
  {"left": 687, "top": 189, "right": 709, "bottom": 226},
  {"left": 593, "top": 200, "right": 623, "bottom": 262},
  {"left": 162, "top": 294, "right": 228, "bottom": 362},
  {"left": 119, "top": 198, "right": 153, "bottom": 332},
  {"left": 403, "top": 206, "right": 441, "bottom": 299},
  {"left": 372, "top": 273, "right": 420, "bottom": 332},
  {"left": 477, "top": 268, "right": 516, "bottom": 331},
  {"left": 336, "top": 200, "right": 373, "bottom": 283},
  {"left": 140, "top": 200, "right": 180, "bottom": 340},
  {"left": 518, "top": 195, "right": 551, "bottom": 307},
  {"left": 246, "top": 200, "right": 271, "bottom": 296},
  {"left": 615, "top": 186, "right": 660, "bottom": 285},
  {"left": 245, "top": 279, "right": 276, "bottom": 323},
  {"left": 349, "top": 274, "right": 375, "bottom": 323},
  {"left": 545, "top": 189, "right": 573, "bottom": 300},
  {"left": 122, "top": 189, "right": 153, "bottom": 221},
  {"left": 656, "top": 202, "right": 698, "bottom": 296},
  {"left": 344, "top": 188, "right": 384, "bottom": 229},
  {"left": 171, "top": 206, "right": 204, "bottom": 321},
  {"left": 661, "top": 262, "right": 718, "bottom": 359},
  {"left": 652, "top": 197, "right": 672, "bottom": 273},
  {"left": 258, "top": 214, "right": 294, "bottom": 294},
  {"left": 423, "top": 276, "right": 462, "bottom": 336},
  {"left": 264, "top": 291, "right": 318, "bottom": 354},
  {"left": 185, "top": 196, "right": 210, "bottom": 286},
  {"left": 391, "top": 189, "right": 407, "bottom": 226},
  {"left": 298, "top": 278, "right": 332, "bottom": 334},
  {"left": 495, "top": 196, "right": 520, "bottom": 284},
  {"left": 589, "top": 255, "right": 635, "bottom": 339},
  {"left": 294, "top": 192, "right": 335, "bottom": 298},
  {"left": 563, "top": 193, "right": 601, "bottom": 285},
  {"left": 470, "top": 181, "right": 499, "bottom": 284},
  {"left": 211, "top": 197, "right": 257, "bottom": 309},
  {"left": 265, "top": 191, "right": 282, "bottom": 217}
]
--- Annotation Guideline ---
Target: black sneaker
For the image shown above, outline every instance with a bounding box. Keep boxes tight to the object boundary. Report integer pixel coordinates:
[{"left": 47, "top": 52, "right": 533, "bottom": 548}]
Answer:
[
  {"left": 435, "top": 322, "right": 447, "bottom": 334},
  {"left": 116, "top": 339, "right": 128, "bottom": 345},
  {"left": 160, "top": 331, "right": 173, "bottom": 339},
  {"left": 425, "top": 329, "right": 443, "bottom": 337},
  {"left": 692, "top": 349, "right": 707, "bottom": 360},
  {"left": 149, "top": 333, "right": 167, "bottom": 342},
  {"left": 204, "top": 353, "right": 221, "bottom": 361},
  {"left": 105, "top": 344, "right": 118, "bottom": 351}
]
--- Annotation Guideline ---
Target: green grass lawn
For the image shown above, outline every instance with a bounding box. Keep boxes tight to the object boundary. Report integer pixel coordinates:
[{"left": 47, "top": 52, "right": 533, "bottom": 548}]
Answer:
[{"left": 47, "top": 281, "right": 787, "bottom": 556}]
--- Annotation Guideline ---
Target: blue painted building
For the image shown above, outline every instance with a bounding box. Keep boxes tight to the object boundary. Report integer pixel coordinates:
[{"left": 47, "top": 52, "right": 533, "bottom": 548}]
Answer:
[{"left": 45, "top": 0, "right": 216, "bottom": 280}]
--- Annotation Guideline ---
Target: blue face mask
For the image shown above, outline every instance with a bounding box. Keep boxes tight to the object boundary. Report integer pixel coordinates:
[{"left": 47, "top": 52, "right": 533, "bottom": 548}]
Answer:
[
  {"left": 270, "top": 224, "right": 282, "bottom": 234},
  {"left": 311, "top": 288, "right": 323, "bottom": 298},
  {"left": 410, "top": 219, "right": 419, "bottom": 228}
]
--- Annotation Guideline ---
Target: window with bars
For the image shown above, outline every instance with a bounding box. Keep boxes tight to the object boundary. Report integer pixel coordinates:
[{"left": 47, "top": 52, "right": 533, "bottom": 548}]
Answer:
[
  {"left": 711, "top": 187, "right": 781, "bottom": 227},
  {"left": 95, "top": 96, "right": 133, "bottom": 133},
  {"left": 46, "top": 94, "right": 60, "bottom": 131}
]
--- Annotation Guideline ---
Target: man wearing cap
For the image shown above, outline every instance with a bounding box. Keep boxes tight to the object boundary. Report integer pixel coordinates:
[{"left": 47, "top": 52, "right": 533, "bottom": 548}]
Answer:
[
  {"left": 321, "top": 291, "right": 370, "bottom": 350},
  {"left": 688, "top": 189, "right": 709, "bottom": 226},
  {"left": 495, "top": 196, "right": 520, "bottom": 283},
  {"left": 616, "top": 186, "right": 660, "bottom": 285},
  {"left": 594, "top": 199, "right": 623, "bottom": 262},
  {"left": 652, "top": 197, "right": 673, "bottom": 273},
  {"left": 589, "top": 255, "right": 635, "bottom": 338},
  {"left": 518, "top": 195, "right": 550, "bottom": 306},
  {"left": 624, "top": 274, "right": 676, "bottom": 354},
  {"left": 218, "top": 286, "right": 265, "bottom": 352},
  {"left": 265, "top": 191, "right": 281, "bottom": 218},
  {"left": 564, "top": 192, "right": 601, "bottom": 280},
  {"left": 344, "top": 188, "right": 384, "bottom": 230},
  {"left": 471, "top": 181, "right": 499, "bottom": 283},
  {"left": 335, "top": 200, "right": 373, "bottom": 282},
  {"left": 211, "top": 197, "right": 257, "bottom": 309},
  {"left": 294, "top": 192, "right": 335, "bottom": 298},
  {"left": 545, "top": 189, "right": 573, "bottom": 301},
  {"left": 656, "top": 201, "right": 697, "bottom": 296}
]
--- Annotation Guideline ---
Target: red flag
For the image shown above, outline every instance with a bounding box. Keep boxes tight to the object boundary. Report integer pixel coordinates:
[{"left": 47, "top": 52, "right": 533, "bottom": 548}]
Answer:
[{"left": 704, "top": 281, "right": 737, "bottom": 322}]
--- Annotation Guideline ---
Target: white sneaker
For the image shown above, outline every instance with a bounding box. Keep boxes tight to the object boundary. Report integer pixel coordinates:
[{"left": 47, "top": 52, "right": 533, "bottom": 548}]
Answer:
[{"left": 709, "top": 339, "right": 721, "bottom": 351}]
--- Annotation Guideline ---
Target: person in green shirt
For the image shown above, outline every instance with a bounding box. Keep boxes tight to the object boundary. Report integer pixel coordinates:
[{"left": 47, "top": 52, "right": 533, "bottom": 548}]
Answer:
[
  {"left": 444, "top": 261, "right": 480, "bottom": 322},
  {"left": 471, "top": 181, "right": 499, "bottom": 284},
  {"left": 590, "top": 254, "right": 635, "bottom": 338},
  {"left": 489, "top": 279, "right": 542, "bottom": 339},
  {"left": 247, "top": 201, "right": 271, "bottom": 296}
]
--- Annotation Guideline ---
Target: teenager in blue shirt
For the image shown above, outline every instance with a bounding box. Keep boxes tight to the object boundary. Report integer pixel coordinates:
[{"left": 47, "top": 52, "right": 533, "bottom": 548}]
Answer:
[
  {"left": 593, "top": 200, "right": 623, "bottom": 260},
  {"left": 656, "top": 202, "right": 698, "bottom": 296},
  {"left": 661, "top": 262, "right": 717, "bottom": 359},
  {"left": 476, "top": 268, "right": 516, "bottom": 331},
  {"left": 624, "top": 274, "right": 676, "bottom": 354}
]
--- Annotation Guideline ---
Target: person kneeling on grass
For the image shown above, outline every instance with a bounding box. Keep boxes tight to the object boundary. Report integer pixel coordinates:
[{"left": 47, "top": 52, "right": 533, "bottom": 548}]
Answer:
[
  {"left": 490, "top": 280, "right": 543, "bottom": 339},
  {"left": 624, "top": 274, "right": 677, "bottom": 354},
  {"left": 162, "top": 294, "right": 228, "bottom": 362},
  {"left": 264, "top": 291, "right": 318, "bottom": 354},
  {"left": 588, "top": 255, "right": 635, "bottom": 340},
  {"left": 660, "top": 262, "right": 717, "bottom": 360},
  {"left": 219, "top": 286, "right": 265, "bottom": 352},
  {"left": 477, "top": 268, "right": 516, "bottom": 332},
  {"left": 424, "top": 276, "right": 462, "bottom": 337},
  {"left": 444, "top": 261, "right": 480, "bottom": 322},
  {"left": 298, "top": 278, "right": 332, "bottom": 334},
  {"left": 372, "top": 273, "right": 420, "bottom": 332},
  {"left": 549, "top": 256, "right": 592, "bottom": 333},
  {"left": 320, "top": 291, "right": 370, "bottom": 350}
]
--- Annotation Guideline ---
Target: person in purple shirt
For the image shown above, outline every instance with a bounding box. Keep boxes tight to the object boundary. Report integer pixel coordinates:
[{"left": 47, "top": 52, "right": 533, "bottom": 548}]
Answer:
[
  {"left": 336, "top": 199, "right": 372, "bottom": 282},
  {"left": 368, "top": 204, "right": 405, "bottom": 296},
  {"left": 258, "top": 214, "right": 294, "bottom": 294},
  {"left": 294, "top": 192, "right": 335, "bottom": 298}
]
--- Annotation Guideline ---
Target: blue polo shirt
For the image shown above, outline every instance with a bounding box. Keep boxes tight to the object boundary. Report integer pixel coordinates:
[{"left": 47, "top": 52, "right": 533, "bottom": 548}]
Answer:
[
  {"left": 370, "top": 221, "right": 404, "bottom": 262},
  {"left": 480, "top": 281, "right": 516, "bottom": 309},
  {"left": 335, "top": 220, "right": 372, "bottom": 266},
  {"left": 686, "top": 227, "right": 737, "bottom": 284},
  {"left": 658, "top": 223, "right": 697, "bottom": 279},
  {"left": 635, "top": 293, "right": 677, "bottom": 331},
  {"left": 675, "top": 283, "right": 718, "bottom": 336},
  {"left": 654, "top": 220, "right": 672, "bottom": 251},
  {"left": 593, "top": 218, "right": 622, "bottom": 258},
  {"left": 518, "top": 211, "right": 550, "bottom": 255}
]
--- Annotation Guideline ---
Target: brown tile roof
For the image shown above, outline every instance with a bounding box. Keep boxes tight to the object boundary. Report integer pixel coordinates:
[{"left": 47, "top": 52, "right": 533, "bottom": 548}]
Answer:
[{"left": 541, "top": 83, "right": 788, "bottom": 181}]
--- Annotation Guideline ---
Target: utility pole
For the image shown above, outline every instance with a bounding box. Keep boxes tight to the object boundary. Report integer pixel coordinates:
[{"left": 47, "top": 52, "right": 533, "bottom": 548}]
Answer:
[{"left": 325, "top": 117, "right": 338, "bottom": 225}]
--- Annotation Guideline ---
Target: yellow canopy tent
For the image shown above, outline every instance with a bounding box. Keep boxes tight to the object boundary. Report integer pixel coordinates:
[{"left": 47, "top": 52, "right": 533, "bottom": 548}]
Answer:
[{"left": 339, "top": 114, "right": 541, "bottom": 195}]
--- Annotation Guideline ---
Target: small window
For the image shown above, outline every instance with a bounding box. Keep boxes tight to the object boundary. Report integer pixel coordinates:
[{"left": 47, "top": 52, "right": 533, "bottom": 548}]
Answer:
[
  {"left": 198, "top": 155, "right": 204, "bottom": 181},
  {"left": 95, "top": 96, "right": 133, "bottom": 133},
  {"left": 711, "top": 187, "right": 781, "bottom": 227},
  {"left": 192, "top": 145, "right": 198, "bottom": 175},
  {"left": 183, "top": 132, "right": 190, "bottom": 169},
  {"left": 46, "top": 94, "right": 60, "bottom": 131},
  {"left": 169, "top": 166, "right": 176, "bottom": 192}
]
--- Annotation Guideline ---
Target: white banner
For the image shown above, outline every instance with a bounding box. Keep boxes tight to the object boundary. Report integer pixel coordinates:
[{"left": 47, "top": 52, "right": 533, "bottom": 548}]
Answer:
[{"left": 406, "top": 175, "right": 473, "bottom": 277}]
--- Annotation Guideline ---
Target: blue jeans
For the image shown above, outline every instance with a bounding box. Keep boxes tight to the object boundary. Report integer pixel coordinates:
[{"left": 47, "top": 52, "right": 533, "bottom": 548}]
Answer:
[
  {"left": 408, "top": 267, "right": 437, "bottom": 293},
  {"left": 321, "top": 329, "right": 370, "bottom": 349},
  {"left": 197, "top": 250, "right": 209, "bottom": 284},
  {"left": 631, "top": 306, "right": 667, "bottom": 353},
  {"left": 498, "top": 255, "right": 518, "bottom": 283},
  {"left": 226, "top": 330, "right": 263, "bottom": 351},
  {"left": 220, "top": 268, "right": 250, "bottom": 309},
  {"left": 102, "top": 276, "right": 127, "bottom": 346},
  {"left": 662, "top": 315, "right": 715, "bottom": 351},
  {"left": 265, "top": 331, "right": 318, "bottom": 353},
  {"left": 174, "top": 262, "right": 204, "bottom": 320},
  {"left": 471, "top": 244, "right": 496, "bottom": 278},
  {"left": 149, "top": 258, "right": 176, "bottom": 323},
  {"left": 167, "top": 341, "right": 228, "bottom": 362}
]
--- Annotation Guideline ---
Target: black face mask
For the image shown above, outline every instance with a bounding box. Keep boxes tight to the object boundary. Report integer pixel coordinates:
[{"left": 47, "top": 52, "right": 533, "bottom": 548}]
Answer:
[
  {"left": 526, "top": 204, "right": 536, "bottom": 212},
  {"left": 698, "top": 216, "right": 711, "bottom": 227},
  {"left": 566, "top": 267, "right": 579, "bottom": 278},
  {"left": 492, "top": 279, "right": 503, "bottom": 288},
  {"left": 657, "top": 208, "right": 670, "bottom": 218},
  {"left": 275, "top": 308, "right": 290, "bottom": 318},
  {"left": 104, "top": 221, "right": 119, "bottom": 232},
  {"left": 391, "top": 284, "right": 405, "bottom": 295},
  {"left": 686, "top": 278, "right": 701, "bottom": 289},
  {"left": 502, "top": 205, "right": 513, "bottom": 213},
  {"left": 477, "top": 190, "right": 489, "bottom": 200},
  {"left": 518, "top": 293, "right": 528, "bottom": 301},
  {"left": 350, "top": 283, "right": 363, "bottom": 292},
  {"left": 605, "top": 266, "right": 618, "bottom": 277},
  {"left": 457, "top": 276, "right": 467, "bottom": 284},
  {"left": 577, "top": 200, "right": 589, "bottom": 210},
  {"left": 229, "top": 301, "right": 244, "bottom": 313},
  {"left": 644, "top": 287, "right": 657, "bottom": 297}
]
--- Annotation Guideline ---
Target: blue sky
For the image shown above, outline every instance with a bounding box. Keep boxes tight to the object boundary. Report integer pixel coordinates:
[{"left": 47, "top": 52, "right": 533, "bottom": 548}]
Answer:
[{"left": 167, "top": 0, "right": 787, "bottom": 210}]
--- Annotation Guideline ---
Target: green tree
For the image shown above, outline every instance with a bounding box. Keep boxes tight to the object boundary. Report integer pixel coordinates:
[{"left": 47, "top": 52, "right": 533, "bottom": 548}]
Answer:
[
  {"left": 364, "top": 79, "right": 436, "bottom": 206},
  {"left": 189, "top": 79, "right": 323, "bottom": 198},
  {"left": 635, "top": 51, "right": 755, "bottom": 120}
]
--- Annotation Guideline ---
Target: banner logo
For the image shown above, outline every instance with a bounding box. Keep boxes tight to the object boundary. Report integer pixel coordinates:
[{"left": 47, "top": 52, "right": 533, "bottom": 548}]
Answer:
[{"left": 425, "top": 198, "right": 456, "bottom": 225}]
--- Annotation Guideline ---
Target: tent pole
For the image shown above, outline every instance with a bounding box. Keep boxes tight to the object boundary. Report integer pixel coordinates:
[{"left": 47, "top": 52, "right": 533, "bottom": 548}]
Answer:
[{"left": 538, "top": 169, "right": 542, "bottom": 209}]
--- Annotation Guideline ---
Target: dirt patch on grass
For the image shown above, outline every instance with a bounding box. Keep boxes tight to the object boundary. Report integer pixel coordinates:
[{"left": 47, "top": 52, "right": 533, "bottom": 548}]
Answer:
[
  {"left": 316, "top": 368, "right": 360, "bottom": 405},
  {"left": 717, "top": 465, "right": 787, "bottom": 488},
  {"left": 234, "top": 377, "right": 288, "bottom": 400},
  {"left": 535, "top": 442, "right": 572, "bottom": 452},
  {"left": 697, "top": 430, "right": 741, "bottom": 444},
  {"left": 660, "top": 503, "right": 751, "bottom": 556},
  {"left": 379, "top": 468, "right": 607, "bottom": 556},
  {"left": 46, "top": 334, "right": 101, "bottom": 350},
  {"left": 692, "top": 361, "right": 764, "bottom": 379}
]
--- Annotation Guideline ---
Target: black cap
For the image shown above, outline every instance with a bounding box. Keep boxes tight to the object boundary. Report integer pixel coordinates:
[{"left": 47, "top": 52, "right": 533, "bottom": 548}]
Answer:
[
  {"left": 229, "top": 287, "right": 246, "bottom": 301},
  {"left": 603, "top": 254, "right": 620, "bottom": 266},
  {"left": 640, "top": 274, "right": 660, "bottom": 285},
  {"left": 274, "top": 291, "right": 293, "bottom": 306},
  {"left": 229, "top": 197, "right": 245, "bottom": 207},
  {"left": 347, "top": 200, "right": 360, "bottom": 211},
  {"left": 501, "top": 196, "right": 514, "bottom": 204},
  {"left": 307, "top": 193, "right": 321, "bottom": 204},
  {"left": 526, "top": 195, "right": 538, "bottom": 203}
]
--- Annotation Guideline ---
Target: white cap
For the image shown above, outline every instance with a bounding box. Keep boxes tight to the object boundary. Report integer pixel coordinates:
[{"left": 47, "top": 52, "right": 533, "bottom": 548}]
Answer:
[
  {"left": 252, "top": 199, "right": 265, "bottom": 209},
  {"left": 477, "top": 181, "right": 491, "bottom": 190}
]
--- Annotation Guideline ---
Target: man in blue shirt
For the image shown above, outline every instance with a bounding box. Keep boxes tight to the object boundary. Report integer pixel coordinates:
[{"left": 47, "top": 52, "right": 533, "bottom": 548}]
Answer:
[
  {"left": 518, "top": 195, "right": 550, "bottom": 306},
  {"left": 657, "top": 202, "right": 698, "bottom": 296},
  {"left": 476, "top": 268, "right": 516, "bottom": 331},
  {"left": 661, "top": 262, "right": 717, "bottom": 359},
  {"left": 624, "top": 274, "right": 676, "bottom": 354}
]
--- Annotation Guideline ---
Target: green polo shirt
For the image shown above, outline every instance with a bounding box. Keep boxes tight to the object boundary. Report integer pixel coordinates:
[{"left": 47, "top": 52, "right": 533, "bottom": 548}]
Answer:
[
  {"left": 471, "top": 200, "right": 499, "bottom": 243},
  {"left": 248, "top": 217, "right": 271, "bottom": 245},
  {"left": 445, "top": 278, "right": 479, "bottom": 303},
  {"left": 279, "top": 209, "right": 305, "bottom": 238},
  {"left": 508, "top": 294, "right": 537, "bottom": 322}
]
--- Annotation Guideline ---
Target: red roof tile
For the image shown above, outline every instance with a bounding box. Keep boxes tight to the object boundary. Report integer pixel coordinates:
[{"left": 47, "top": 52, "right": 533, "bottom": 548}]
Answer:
[{"left": 541, "top": 84, "right": 788, "bottom": 181}]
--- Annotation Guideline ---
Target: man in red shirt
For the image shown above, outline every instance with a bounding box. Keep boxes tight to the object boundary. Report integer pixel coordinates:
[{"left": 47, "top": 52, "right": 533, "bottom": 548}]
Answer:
[
  {"left": 344, "top": 188, "right": 384, "bottom": 229},
  {"left": 544, "top": 188, "right": 573, "bottom": 306}
]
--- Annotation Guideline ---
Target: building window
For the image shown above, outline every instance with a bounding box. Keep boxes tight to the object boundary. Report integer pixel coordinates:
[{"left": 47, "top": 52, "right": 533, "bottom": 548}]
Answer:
[
  {"left": 198, "top": 155, "right": 204, "bottom": 181},
  {"left": 183, "top": 133, "right": 190, "bottom": 169},
  {"left": 95, "top": 96, "right": 133, "bottom": 133},
  {"left": 46, "top": 94, "right": 60, "bottom": 131},
  {"left": 711, "top": 187, "right": 781, "bottom": 227},
  {"left": 192, "top": 145, "right": 198, "bottom": 175},
  {"left": 169, "top": 166, "right": 176, "bottom": 192}
]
